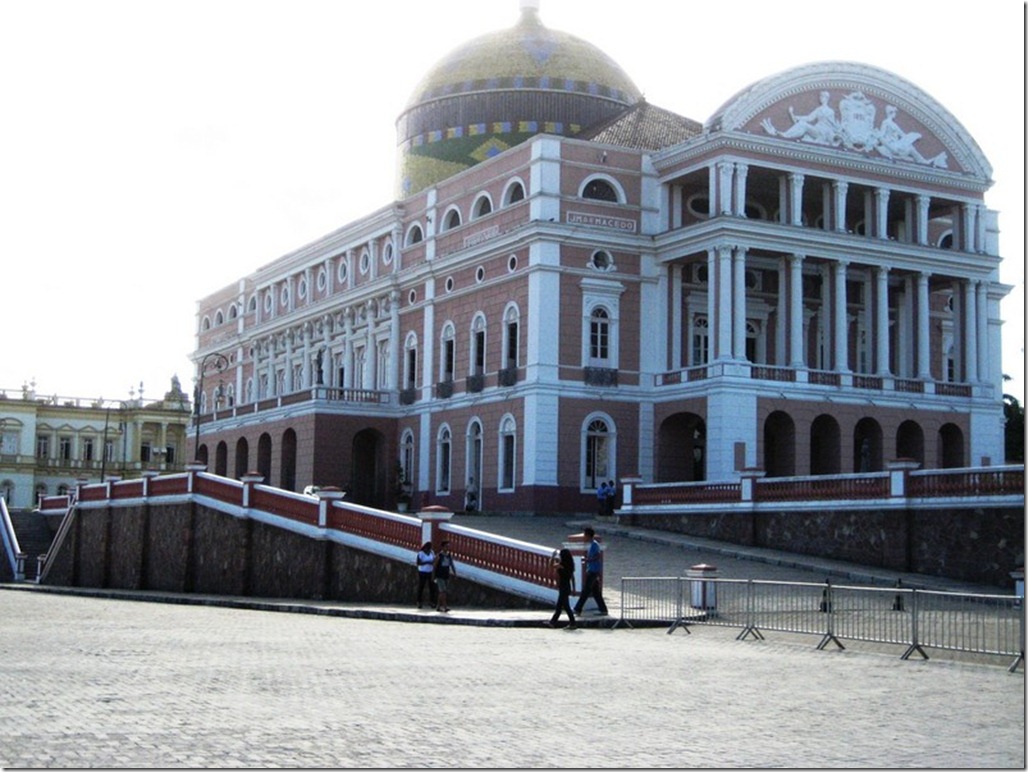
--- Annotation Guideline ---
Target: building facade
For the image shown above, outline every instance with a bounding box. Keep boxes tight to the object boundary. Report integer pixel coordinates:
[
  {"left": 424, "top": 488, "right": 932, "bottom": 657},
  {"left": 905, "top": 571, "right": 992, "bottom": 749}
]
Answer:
[
  {"left": 191, "top": 3, "right": 1010, "bottom": 516},
  {"left": 0, "top": 379, "right": 192, "bottom": 509}
]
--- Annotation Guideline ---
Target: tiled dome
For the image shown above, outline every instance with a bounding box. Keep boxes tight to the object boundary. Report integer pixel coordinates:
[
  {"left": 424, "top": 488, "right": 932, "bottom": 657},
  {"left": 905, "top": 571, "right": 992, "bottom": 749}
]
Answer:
[{"left": 396, "top": 1, "right": 641, "bottom": 197}]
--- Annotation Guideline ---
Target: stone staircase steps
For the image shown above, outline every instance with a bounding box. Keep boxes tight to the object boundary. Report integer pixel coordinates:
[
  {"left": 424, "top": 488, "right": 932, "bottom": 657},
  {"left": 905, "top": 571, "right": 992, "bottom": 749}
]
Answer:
[{"left": 9, "top": 511, "right": 56, "bottom": 581}]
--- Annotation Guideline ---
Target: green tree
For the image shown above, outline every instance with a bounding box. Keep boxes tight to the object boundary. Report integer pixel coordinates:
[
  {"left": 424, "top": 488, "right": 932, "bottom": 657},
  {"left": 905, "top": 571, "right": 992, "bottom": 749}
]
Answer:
[{"left": 1003, "top": 391, "right": 1025, "bottom": 463}]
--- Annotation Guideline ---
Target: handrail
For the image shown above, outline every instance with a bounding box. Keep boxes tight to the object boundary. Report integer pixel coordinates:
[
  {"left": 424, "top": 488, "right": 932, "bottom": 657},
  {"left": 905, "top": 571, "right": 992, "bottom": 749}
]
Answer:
[{"left": 0, "top": 497, "right": 25, "bottom": 580}]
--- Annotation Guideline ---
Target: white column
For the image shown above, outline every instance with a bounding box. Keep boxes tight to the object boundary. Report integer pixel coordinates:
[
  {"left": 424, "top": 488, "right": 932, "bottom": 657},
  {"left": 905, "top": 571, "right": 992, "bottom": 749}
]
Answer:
[
  {"left": 975, "top": 205, "right": 987, "bottom": 254},
  {"left": 706, "top": 248, "right": 717, "bottom": 360},
  {"left": 733, "top": 248, "right": 747, "bottom": 359},
  {"left": 776, "top": 259, "right": 787, "bottom": 365},
  {"left": 266, "top": 338, "right": 276, "bottom": 396},
  {"left": 916, "top": 272, "right": 931, "bottom": 379},
  {"left": 670, "top": 265, "right": 682, "bottom": 369},
  {"left": 916, "top": 195, "right": 930, "bottom": 245},
  {"left": 789, "top": 254, "right": 805, "bottom": 367},
  {"left": 301, "top": 324, "right": 312, "bottom": 389},
  {"left": 962, "top": 204, "right": 976, "bottom": 252},
  {"left": 834, "top": 260, "right": 850, "bottom": 372},
  {"left": 343, "top": 313, "right": 354, "bottom": 389},
  {"left": 733, "top": 163, "right": 748, "bottom": 216},
  {"left": 976, "top": 281, "right": 988, "bottom": 382},
  {"left": 718, "top": 162, "right": 733, "bottom": 215},
  {"left": 833, "top": 181, "right": 848, "bottom": 232},
  {"left": 874, "top": 188, "right": 890, "bottom": 239},
  {"left": 707, "top": 165, "right": 718, "bottom": 218},
  {"left": 389, "top": 291, "right": 401, "bottom": 391},
  {"left": 284, "top": 334, "right": 295, "bottom": 392},
  {"left": 875, "top": 266, "right": 891, "bottom": 375},
  {"left": 963, "top": 280, "right": 978, "bottom": 383},
  {"left": 671, "top": 186, "right": 683, "bottom": 229},
  {"left": 716, "top": 245, "right": 733, "bottom": 360},
  {"left": 789, "top": 173, "right": 804, "bottom": 226}
]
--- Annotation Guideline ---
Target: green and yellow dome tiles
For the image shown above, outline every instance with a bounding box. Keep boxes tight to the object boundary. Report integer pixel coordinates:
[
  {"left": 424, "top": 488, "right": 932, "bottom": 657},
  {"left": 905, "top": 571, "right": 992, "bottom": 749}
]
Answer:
[{"left": 396, "top": 2, "right": 642, "bottom": 197}]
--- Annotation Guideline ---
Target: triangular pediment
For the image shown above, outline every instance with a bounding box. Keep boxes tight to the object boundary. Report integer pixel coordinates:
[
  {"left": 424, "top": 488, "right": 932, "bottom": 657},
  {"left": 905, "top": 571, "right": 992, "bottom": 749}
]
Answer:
[{"left": 707, "top": 62, "right": 992, "bottom": 181}]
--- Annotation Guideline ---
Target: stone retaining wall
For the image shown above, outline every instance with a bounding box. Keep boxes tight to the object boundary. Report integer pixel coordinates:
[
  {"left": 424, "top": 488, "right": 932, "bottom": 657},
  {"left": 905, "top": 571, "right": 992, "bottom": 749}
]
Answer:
[
  {"left": 626, "top": 506, "right": 1024, "bottom": 587},
  {"left": 42, "top": 502, "right": 542, "bottom": 609}
]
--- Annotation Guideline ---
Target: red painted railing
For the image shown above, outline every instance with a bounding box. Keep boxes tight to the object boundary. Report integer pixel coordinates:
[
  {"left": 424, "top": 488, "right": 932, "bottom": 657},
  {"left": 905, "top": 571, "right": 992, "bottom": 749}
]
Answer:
[
  {"left": 756, "top": 474, "right": 889, "bottom": 501},
  {"left": 632, "top": 482, "right": 741, "bottom": 505},
  {"left": 194, "top": 475, "right": 243, "bottom": 506},
  {"left": 251, "top": 487, "right": 318, "bottom": 526},
  {"left": 442, "top": 524, "right": 555, "bottom": 588},
  {"left": 112, "top": 480, "right": 145, "bottom": 499},
  {"left": 326, "top": 506, "right": 421, "bottom": 551},
  {"left": 149, "top": 475, "right": 186, "bottom": 497},
  {"left": 908, "top": 467, "right": 1024, "bottom": 497}
]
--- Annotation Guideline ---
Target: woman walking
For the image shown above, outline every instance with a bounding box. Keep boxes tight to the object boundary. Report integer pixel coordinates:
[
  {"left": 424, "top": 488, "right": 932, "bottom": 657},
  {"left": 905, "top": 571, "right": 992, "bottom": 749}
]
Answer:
[{"left": 547, "top": 548, "right": 577, "bottom": 629}]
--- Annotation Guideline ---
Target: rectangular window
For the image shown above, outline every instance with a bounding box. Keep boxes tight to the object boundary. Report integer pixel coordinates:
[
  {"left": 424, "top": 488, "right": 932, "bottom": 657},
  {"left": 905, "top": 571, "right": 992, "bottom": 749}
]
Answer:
[
  {"left": 590, "top": 320, "right": 609, "bottom": 360},
  {"left": 59, "top": 436, "right": 72, "bottom": 460},
  {"left": 83, "top": 438, "right": 94, "bottom": 462},
  {"left": 140, "top": 442, "right": 152, "bottom": 463},
  {"left": 474, "top": 330, "right": 485, "bottom": 375},
  {"left": 501, "top": 434, "right": 515, "bottom": 490},
  {"left": 36, "top": 435, "right": 49, "bottom": 459},
  {"left": 505, "top": 321, "right": 518, "bottom": 368},
  {"left": 439, "top": 444, "right": 451, "bottom": 493},
  {"left": 444, "top": 340, "right": 455, "bottom": 381},
  {"left": 166, "top": 445, "right": 176, "bottom": 464},
  {"left": 406, "top": 348, "right": 417, "bottom": 388},
  {"left": 104, "top": 440, "right": 115, "bottom": 463}
]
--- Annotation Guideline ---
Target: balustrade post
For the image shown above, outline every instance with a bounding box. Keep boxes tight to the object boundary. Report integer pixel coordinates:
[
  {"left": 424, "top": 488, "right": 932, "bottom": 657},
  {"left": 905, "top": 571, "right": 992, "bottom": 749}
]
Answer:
[
  {"left": 739, "top": 468, "right": 765, "bottom": 502},
  {"left": 886, "top": 459, "right": 920, "bottom": 497},
  {"left": 619, "top": 475, "right": 642, "bottom": 518},
  {"left": 316, "top": 487, "right": 345, "bottom": 528},
  {"left": 185, "top": 462, "right": 207, "bottom": 494},
  {"left": 75, "top": 475, "right": 89, "bottom": 504},
  {"left": 240, "top": 471, "right": 264, "bottom": 509},
  {"left": 142, "top": 469, "right": 159, "bottom": 498},
  {"left": 418, "top": 505, "right": 453, "bottom": 548}
]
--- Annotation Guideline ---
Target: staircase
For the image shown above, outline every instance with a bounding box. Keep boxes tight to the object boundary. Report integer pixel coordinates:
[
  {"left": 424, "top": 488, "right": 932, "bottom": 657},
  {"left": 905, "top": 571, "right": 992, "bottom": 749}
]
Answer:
[{"left": 9, "top": 510, "right": 56, "bottom": 581}]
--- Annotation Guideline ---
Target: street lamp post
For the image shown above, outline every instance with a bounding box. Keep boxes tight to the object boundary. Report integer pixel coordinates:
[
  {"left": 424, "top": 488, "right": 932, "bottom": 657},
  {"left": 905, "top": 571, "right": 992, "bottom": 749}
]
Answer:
[{"left": 193, "top": 352, "right": 229, "bottom": 462}]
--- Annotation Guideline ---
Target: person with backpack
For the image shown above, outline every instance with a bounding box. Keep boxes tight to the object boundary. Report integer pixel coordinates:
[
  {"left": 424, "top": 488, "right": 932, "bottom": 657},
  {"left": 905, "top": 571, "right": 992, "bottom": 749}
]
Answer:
[{"left": 434, "top": 541, "right": 458, "bottom": 612}]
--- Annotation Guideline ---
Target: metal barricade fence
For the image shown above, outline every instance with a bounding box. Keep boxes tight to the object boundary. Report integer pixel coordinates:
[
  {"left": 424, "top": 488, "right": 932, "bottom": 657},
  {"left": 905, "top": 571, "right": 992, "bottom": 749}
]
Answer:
[{"left": 619, "top": 576, "right": 1025, "bottom": 671}]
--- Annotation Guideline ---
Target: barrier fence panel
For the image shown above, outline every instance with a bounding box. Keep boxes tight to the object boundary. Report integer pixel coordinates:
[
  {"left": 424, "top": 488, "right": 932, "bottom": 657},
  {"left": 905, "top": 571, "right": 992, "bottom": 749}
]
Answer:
[
  {"left": 619, "top": 578, "right": 684, "bottom": 628},
  {"left": 827, "top": 585, "right": 916, "bottom": 651},
  {"left": 744, "top": 579, "right": 833, "bottom": 641},
  {"left": 617, "top": 576, "right": 1025, "bottom": 670},
  {"left": 913, "top": 590, "right": 1024, "bottom": 660}
]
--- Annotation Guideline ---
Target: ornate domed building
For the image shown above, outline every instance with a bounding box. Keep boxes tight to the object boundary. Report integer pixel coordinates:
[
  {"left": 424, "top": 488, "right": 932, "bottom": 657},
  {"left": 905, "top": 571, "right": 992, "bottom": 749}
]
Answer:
[
  {"left": 192, "top": 2, "right": 1012, "bottom": 525},
  {"left": 396, "top": 0, "right": 642, "bottom": 196}
]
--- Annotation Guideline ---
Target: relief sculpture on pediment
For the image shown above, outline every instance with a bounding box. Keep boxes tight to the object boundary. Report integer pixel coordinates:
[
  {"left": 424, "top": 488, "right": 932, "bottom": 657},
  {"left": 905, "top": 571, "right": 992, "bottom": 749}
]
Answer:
[{"left": 761, "top": 90, "right": 947, "bottom": 168}]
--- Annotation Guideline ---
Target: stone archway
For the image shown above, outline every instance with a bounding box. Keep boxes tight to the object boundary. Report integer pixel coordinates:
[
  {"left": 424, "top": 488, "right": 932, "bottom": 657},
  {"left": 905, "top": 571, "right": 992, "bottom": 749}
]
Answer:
[
  {"left": 854, "top": 417, "right": 883, "bottom": 472},
  {"left": 938, "top": 423, "right": 965, "bottom": 468},
  {"left": 763, "top": 411, "right": 795, "bottom": 477},
  {"left": 810, "top": 414, "right": 841, "bottom": 475},
  {"left": 897, "top": 420, "right": 925, "bottom": 466},
  {"left": 657, "top": 412, "right": 706, "bottom": 482},
  {"left": 350, "top": 428, "right": 386, "bottom": 507},
  {"left": 280, "top": 429, "right": 297, "bottom": 492}
]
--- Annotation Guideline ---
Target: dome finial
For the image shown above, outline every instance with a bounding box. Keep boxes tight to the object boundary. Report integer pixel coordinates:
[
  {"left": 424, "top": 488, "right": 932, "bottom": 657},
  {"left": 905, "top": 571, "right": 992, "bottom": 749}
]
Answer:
[{"left": 519, "top": 0, "right": 541, "bottom": 19}]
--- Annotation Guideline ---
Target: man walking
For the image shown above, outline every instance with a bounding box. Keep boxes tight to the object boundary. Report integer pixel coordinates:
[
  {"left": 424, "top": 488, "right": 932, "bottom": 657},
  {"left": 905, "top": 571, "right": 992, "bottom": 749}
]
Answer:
[{"left": 573, "top": 527, "right": 608, "bottom": 616}]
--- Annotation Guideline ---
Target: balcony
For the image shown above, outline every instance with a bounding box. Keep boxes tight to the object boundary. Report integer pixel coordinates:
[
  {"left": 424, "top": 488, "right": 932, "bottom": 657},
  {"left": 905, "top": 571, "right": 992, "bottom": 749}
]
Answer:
[
  {"left": 436, "top": 380, "right": 454, "bottom": 399},
  {"left": 466, "top": 374, "right": 485, "bottom": 393},
  {"left": 498, "top": 367, "right": 518, "bottom": 387},
  {"left": 584, "top": 367, "right": 618, "bottom": 387}
]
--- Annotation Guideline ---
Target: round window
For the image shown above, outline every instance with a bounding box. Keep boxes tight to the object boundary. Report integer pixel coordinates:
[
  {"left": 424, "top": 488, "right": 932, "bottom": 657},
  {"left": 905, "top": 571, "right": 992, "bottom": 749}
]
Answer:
[
  {"left": 445, "top": 277, "right": 454, "bottom": 293},
  {"left": 508, "top": 254, "right": 518, "bottom": 272},
  {"left": 476, "top": 266, "right": 485, "bottom": 283}
]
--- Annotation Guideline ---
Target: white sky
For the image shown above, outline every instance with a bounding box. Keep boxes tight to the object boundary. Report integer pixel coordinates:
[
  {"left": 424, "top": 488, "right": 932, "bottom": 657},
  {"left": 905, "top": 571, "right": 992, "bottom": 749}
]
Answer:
[{"left": 1, "top": 0, "right": 1023, "bottom": 404}]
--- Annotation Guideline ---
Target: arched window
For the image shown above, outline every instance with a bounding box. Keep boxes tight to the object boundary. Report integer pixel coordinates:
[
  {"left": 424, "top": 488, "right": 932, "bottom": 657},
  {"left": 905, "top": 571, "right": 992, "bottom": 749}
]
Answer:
[
  {"left": 588, "top": 307, "right": 610, "bottom": 364},
  {"left": 400, "top": 430, "right": 415, "bottom": 491},
  {"left": 581, "top": 177, "right": 619, "bottom": 202},
  {"left": 201, "top": 316, "right": 211, "bottom": 331},
  {"left": 692, "top": 315, "right": 709, "bottom": 366},
  {"left": 472, "top": 195, "right": 493, "bottom": 219},
  {"left": 228, "top": 303, "right": 238, "bottom": 320},
  {"left": 405, "top": 223, "right": 424, "bottom": 245},
  {"left": 440, "top": 323, "right": 456, "bottom": 383},
  {"left": 443, "top": 207, "right": 462, "bottom": 231},
  {"left": 582, "top": 416, "right": 615, "bottom": 490},
  {"left": 470, "top": 314, "right": 487, "bottom": 376},
  {"left": 466, "top": 419, "right": 483, "bottom": 510},
  {"left": 248, "top": 295, "right": 258, "bottom": 313},
  {"left": 436, "top": 425, "right": 452, "bottom": 494},
  {"left": 502, "top": 304, "right": 520, "bottom": 370},
  {"left": 499, "top": 415, "right": 517, "bottom": 491},
  {"left": 404, "top": 332, "right": 419, "bottom": 390},
  {"left": 214, "top": 309, "right": 224, "bottom": 326},
  {"left": 503, "top": 180, "right": 526, "bottom": 206}
]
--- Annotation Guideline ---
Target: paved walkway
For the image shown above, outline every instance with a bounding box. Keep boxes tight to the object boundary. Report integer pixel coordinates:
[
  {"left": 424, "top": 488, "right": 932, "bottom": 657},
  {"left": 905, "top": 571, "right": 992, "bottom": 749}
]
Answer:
[{"left": 0, "top": 515, "right": 1023, "bottom": 767}]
